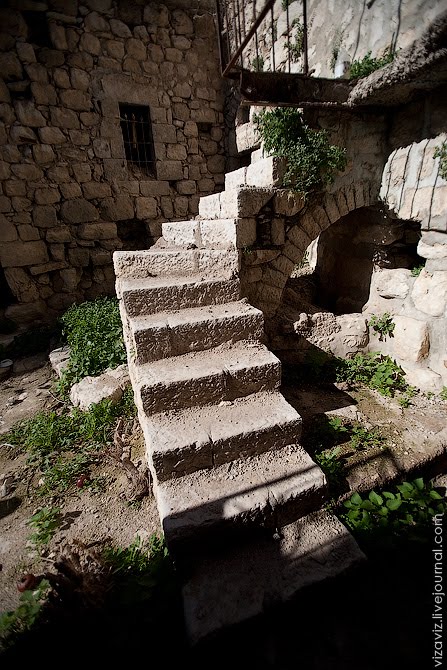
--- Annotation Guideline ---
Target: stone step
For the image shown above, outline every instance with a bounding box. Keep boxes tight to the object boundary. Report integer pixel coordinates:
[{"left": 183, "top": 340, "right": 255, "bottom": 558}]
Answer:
[
  {"left": 224, "top": 156, "right": 286, "bottom": 190},
  {"left": 128, "top": 300, "right": 264, "bottom": 365},
  {"left": 140, "top": 390, "right": 302, "bottom": 482},
  {"left": 155, "top": 443, "right": 327, "bottom": 550},
  {"left": 117, "top": 275, "right": 240, "bottom": 317},
  {"left": 198, "top": 186, "right": 273, "bottom": 220},
  {"left": 162, "top": 218, "right": 256, "bottom": 249},
  {"left": 182, "top": 509, "right": 366, "bottom": 644},
  {"left": 113, "top": 248, "right": 239, "bottom": 281},
  {"left": 134, "top": 340, "right": 281, "bottom": 415}
]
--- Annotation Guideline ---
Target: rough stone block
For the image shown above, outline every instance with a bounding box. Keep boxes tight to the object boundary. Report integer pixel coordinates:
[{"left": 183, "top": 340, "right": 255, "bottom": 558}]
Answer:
[
  {"left": 412, "top": 270, "right": 447, "bottom": 317},
  {"left": 70, "top": 364, "right": 129, "bottom": 410},
  {"left": 78, "top": 222, "right": 117, "bottom": 240},
  {"left": 33, "top": 205, "right": 57, "bottom": 228},
  {"left": 0, "top": 240, "right": 48, "bottom": 268},
  {"left": 392, "top": 315, "right": 430, "bottom": 363},
  {"left": 61, "top": 199, "right": 99, "bottom": 224}
]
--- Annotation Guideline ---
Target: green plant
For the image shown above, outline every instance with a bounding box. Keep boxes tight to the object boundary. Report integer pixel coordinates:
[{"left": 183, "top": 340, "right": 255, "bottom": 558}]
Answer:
[
  {"left": 434, "top": 141, "right": 447, "bottom": 180},
  {"left": 350, "top": 47, "right": 394, "bottom": 79},
  {"left": 287, "top": 19, "right": 304, "bottom": 62},
  {"left": 251, "top": 55, "right": 264, "bottom": 72},
  {"left": 398, "top": 386, "right": 417, "bottom": 408},
  {"left": 5, "top": 390, "right": 135, "bottom": 495},
  {"left": 28, "top": 507, "right": 62, "bottom": 547},
  {"left": 411, "top": 263, "right": 425, "bottom": 277},
  {"left": 102, "top": 534, "right": 175, "bottom": 607},
  {"left": 334, "top": 352, "right": 408, "bottom": 397},
  {"left": 349, "top": 424, "right": 384, "bottom": 450},
  {"left": 368, "top": 312, "right": 395, "bottom": 341},
  {"left": 58, "top": 297, "right": 126, "bottom": 395},
  {"left": 441, "top": 387, "right": 447, "bottom": 400},
  {"left": 281, "top": 0, "right": 293, "bottom": 9},
  {"left": 330, "top": 28, "right": 344, "bottom": 72},
  {"left": 0, "top": 579, "right": 51, "bottom": 648},
  {"left": 315, "top": 447, "right": 344, "bottom": 488},
  {"left": 254, "top": 108, "right": 347, "bottom": 197},
  {"left": 341, "top": 478, "right": 445, "bottom": 539}
]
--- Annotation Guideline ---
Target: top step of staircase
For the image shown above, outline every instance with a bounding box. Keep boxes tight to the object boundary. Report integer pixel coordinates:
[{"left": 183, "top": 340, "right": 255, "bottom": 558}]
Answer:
[{"left": 113, "top": 247, "right": 239, "bottom": 281}]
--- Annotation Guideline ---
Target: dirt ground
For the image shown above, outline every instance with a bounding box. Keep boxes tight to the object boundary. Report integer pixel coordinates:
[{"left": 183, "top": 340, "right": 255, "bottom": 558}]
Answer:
[{"left": 0, "top": 363, "right": 160, "bottom": 614}]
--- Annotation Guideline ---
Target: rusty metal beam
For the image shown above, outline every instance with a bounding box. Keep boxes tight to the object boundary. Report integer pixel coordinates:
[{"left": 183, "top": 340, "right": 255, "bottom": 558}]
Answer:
[
  {"left": 222, "top": 0, "right": 275, "bottom": 77},
  {"left": 239, "top": 70, "right": 355, "bottom": 107}
]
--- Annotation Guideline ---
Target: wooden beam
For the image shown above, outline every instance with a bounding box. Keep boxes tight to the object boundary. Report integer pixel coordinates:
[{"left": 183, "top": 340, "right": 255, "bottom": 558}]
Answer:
[{"left": 239, "top": 70, "right": 354, "bottom": 107}]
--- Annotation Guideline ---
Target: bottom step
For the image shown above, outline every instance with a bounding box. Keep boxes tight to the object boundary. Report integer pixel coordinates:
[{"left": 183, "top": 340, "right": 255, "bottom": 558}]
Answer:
[{"left": 182, "top": 510, "right": 365, "bottom": 644}]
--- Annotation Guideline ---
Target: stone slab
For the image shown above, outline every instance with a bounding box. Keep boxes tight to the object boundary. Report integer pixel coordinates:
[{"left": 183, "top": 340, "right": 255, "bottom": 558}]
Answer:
[
  {"left": 118, "top": 276, "right": 240, "bottom": 317},
  {"left": 113, "top": 248, "right": 239, "bottom": 280},
  {"left": 155, "top": 443, "right": 326, "bottom": 548},
  {"left": 142, "top": 390, "right": 302, "bottom": 482},
  {"left": 182, "top": 510, "right": 365, "bottom": 644},
  {"left": 135, "top": 340, "right": 281, "bottom": 414},
  {"left": 129, "top": 300, "right": 264, "bottom": 365}
]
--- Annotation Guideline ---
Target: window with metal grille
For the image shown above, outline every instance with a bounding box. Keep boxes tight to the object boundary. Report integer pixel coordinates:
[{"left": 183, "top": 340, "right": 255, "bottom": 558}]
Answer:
[{"left": 119, "top": 103, "right": 156, "bottom": 176}]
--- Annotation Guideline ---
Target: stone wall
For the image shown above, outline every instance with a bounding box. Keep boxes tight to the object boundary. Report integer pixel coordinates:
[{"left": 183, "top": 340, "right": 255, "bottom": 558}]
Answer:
[{"left": 0, "top": 0, "right": 225, "bottom": 325}]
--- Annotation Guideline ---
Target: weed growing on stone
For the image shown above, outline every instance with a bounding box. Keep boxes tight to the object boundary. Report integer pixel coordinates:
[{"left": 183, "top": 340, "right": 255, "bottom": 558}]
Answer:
[
  {"left": 350, "top": 47, "right": 394, "bottom": 79},
  {"left": 314, "top": 447, "right": 344, "bottom": 489},
  {"left": 368, "top": 312, "right": 395, "bottom": 341},
  {"left": 28, "top": 507, "right": 62, "bottom": 547},
  {"left": 440, "top": 387, "right": 447, "bottom": 400},
  {"left": 434, "top": 141, "right": 447, "bottom": 180},
  {"left": 341, "top": 478, "right": 445, "bottom": 540},
  {"left": 251, "top": 56, "right": 264, "bottom": 72},
  {"left": 287, "top": 19, "right": 304, "bottom": 62},
  {"left": 254, "top": 107, "right": 347, "bottom": 197},
  {"left": 411, "top": 264, "right": 425, "bottom": 277},
  {"left": 349, "top": 424, "right": 384, "bottom": 450},
  {"left": 58, "top": 297, "right": 126, "bottom": 395}
]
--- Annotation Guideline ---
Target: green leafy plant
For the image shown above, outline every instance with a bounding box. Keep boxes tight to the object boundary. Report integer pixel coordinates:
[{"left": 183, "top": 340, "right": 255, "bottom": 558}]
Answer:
[
  {"left": 102, "top": 534, "right": 175, "bottom": 607},
  {"left": 398, "top": 386, "right": 417, "bottom": 408},
  {"left": 411, "top": 263, "right": 425, "bottom": 277},
  {"left": 368, "top": 312, "right": 395, "bottom": 341},
  {"left": 334, "top": 352, "right": 408, "bottom": 397},
  {"left": 441, "top": 387, "right": 447, "bottom": 401},
  {"left": 251, "top": 55, "right": 264, "bottom": 72},
  {"left": 314, "top": 447, "right": 344, "bottom": 488},
  {"left": 330, "top": 28, "right": 344, "bottom": 72},
  {"left": 28, "top": 507, "right": 62, "bottom": 547},
  {"left": 58, "top": 297, "right": 126, "bottom": 395},
  {"left": 254, "top": 108, "right": 347, "bottom": 197},
  {"left": 434, "top": 141, "right": 447, "bottom": 180},
  {"left": 350, "top": 47, "right": 394, "bottom": 79},
  {"left": 281, "top": 0, "right": 293, "bottom": 9},
  {"left": 5, "top": 390, "right": 135, "bottom": 495},
  {"left": 349, "top": 424, "right": 384, "bottom": 451},
  {"left": 0, "top": 579, "right": 51, "bottom": 649},
  {"left": 341, "top": 478, "right": 445, "bottom": 539},
  {"left": 287, "top": 19, "right": 304, "bottom": 62}
]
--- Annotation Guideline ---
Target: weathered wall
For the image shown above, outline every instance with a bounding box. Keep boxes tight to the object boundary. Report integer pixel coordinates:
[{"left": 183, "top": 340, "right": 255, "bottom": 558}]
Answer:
[{"left": 0, "top": 0, "right": 224, "bottom": 325}]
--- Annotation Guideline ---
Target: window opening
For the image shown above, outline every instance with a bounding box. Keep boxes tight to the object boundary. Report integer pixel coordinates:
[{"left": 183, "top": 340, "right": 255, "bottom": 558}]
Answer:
[{"left": 119, "top": 103, "right": 156, "bottom": 177}]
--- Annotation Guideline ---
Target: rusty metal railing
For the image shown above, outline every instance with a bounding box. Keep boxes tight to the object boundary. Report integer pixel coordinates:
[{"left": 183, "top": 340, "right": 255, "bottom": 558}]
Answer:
[{"left": 215, "top": 0, "right": 309, "bottom": 78}]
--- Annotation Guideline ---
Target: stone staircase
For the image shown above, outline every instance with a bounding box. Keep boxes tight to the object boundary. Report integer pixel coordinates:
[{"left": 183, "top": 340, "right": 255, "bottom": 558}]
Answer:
[{"left": 113, "top": 153, "right": 364, "bottom": 644}]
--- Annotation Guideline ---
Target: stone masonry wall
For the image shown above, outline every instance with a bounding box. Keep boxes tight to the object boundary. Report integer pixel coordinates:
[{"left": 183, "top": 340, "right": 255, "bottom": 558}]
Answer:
[{"left": 0, "top": 0, "right": 225, "bottom": 325}]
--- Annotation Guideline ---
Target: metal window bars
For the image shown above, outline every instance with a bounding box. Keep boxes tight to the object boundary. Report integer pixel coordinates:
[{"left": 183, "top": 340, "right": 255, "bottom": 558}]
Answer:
[
  {"left": 119, "top": 103, "right": 156, "bottom": 177},
  {"left": 215, "top": 0, "right": 309, "bottom": 78}
]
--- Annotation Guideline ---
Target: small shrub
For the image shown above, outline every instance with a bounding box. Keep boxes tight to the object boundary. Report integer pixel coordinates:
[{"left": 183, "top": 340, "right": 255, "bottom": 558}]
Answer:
[
  {"left": 341, "top": 478, "right": 445, "bottom": 540},
  {"left": 254, "top": 107, "right": 347, "bottom": 197},
  {"left": 287, "top": 19, "right": 304, "bottom": 62},
  {"left": 58, "top": 297, "right": 126, "bottom": 395},
  {"left": 330, "top": 28, "right": 344, "bottom": 72},
  {"left": 0, "top": 579, "right": 51, "bottom": 649},
  {"left": 28, "top": 507, "right": 62, "bottom": 547},
  {"left": 411, "top": 264, "right": 425, "bottom": 277},
  {"left": 251, "top": 56, "right": 264, "bottom": 72},
  {"left": 281, "top": 0, "right": 293, "bottom": 9},
  {"left": 441, "top": 387, "right": 447, "bottom": 401},
  {"left": 314, "top": 447, "right": 344, "bottom": 489},
  {"left": 349, "top": 424, "right": 384, "bottom": 450},
  {"left": 368, "top": 312, "right": 395, "bottom": 341},
  {"left": 334, "top": 352, "right": 408, "bottom": 397},
  {"left": 434, "top": 141, "right": 447, "bottom": 180},
  {"left": 350, "top": 47, "right": 394, "bottom": 79}
]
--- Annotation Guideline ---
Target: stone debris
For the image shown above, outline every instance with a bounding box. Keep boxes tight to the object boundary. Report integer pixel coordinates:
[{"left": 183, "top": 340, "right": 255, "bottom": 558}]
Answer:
[{"left": 69, "top": 364, "right": 129, "bottom": 410}]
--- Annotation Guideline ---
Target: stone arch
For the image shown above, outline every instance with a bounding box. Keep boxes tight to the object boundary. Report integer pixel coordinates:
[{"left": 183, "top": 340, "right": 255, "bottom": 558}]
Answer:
[{"left": 243, "top": 180, "right": 376, "bottom": 319}]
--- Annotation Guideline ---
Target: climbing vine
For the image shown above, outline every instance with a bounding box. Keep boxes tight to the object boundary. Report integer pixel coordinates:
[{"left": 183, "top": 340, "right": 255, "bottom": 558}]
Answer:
[{"left": 254, "top": 107, "right": 347, "bottom": 197}]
